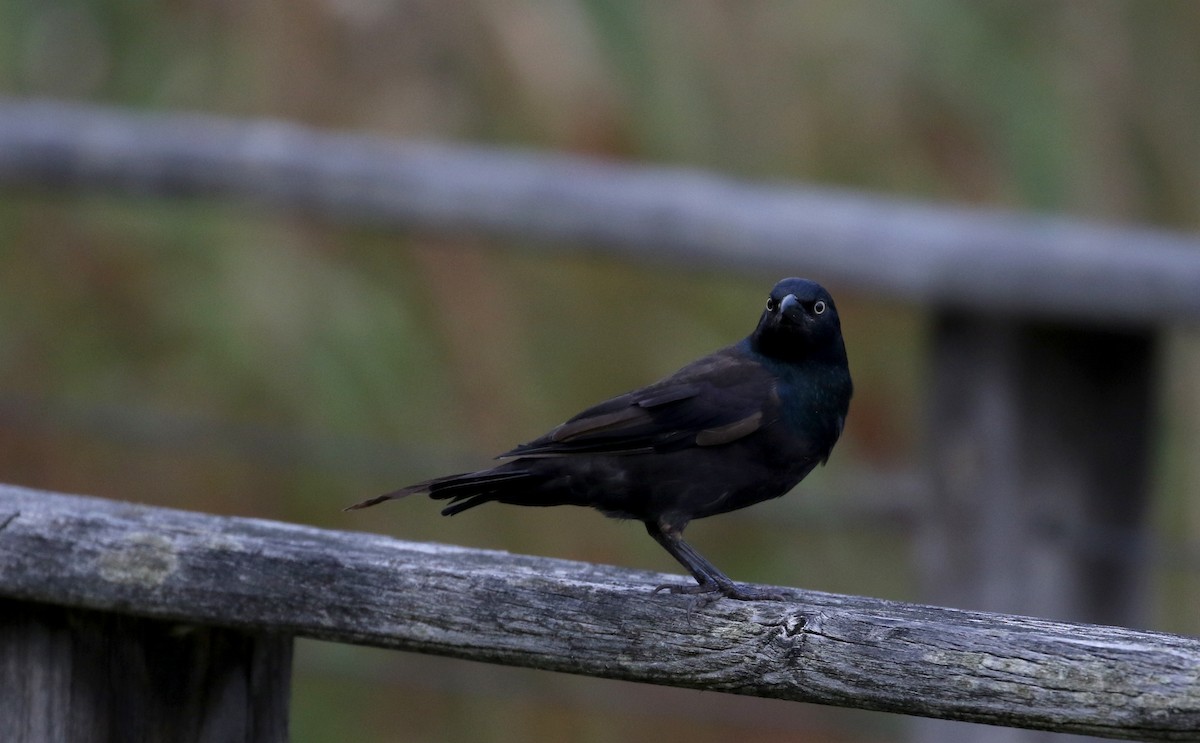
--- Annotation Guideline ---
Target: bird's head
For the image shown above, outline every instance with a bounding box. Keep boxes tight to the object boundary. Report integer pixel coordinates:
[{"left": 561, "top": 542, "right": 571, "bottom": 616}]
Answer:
[{"left": 751, "top": 278, "right": 845, "bottom": 363}]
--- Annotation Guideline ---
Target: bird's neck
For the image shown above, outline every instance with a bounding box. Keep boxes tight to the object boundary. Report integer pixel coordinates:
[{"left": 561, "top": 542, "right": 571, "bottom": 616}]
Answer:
[
  {"left": 740, "top": 337, "right": 851, "bottom": 447},
  {"left": 742, "top": 334, "right": 847, "bottom": 370}
]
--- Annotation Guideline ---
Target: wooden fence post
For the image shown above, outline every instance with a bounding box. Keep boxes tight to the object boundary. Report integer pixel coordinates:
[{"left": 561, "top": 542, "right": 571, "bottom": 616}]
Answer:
[
  {"left": 0, "top": 598, "right": 292, "bottom": 743},
  {"left": 918, "top": 312, "right": 1158, "bottom": 742}
]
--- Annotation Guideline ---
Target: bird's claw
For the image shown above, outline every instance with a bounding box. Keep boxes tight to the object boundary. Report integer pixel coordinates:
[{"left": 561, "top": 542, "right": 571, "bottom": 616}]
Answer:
[{"left": 653, "top": 580, "right": 786, "bottom": 603}]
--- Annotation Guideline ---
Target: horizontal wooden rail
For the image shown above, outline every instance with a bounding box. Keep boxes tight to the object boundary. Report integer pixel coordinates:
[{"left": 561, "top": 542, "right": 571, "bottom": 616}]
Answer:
[
  {"left": 0, "top": 484, "right": 1196, "bottom": 740},
  {"left": 2, "top": 98, "right": 1200, "bottom": 324}
]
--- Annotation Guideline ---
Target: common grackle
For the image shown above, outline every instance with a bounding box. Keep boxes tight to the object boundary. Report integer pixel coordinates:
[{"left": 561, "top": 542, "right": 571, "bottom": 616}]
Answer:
[{"left": 348, "top": 277, "right": 853, "bottom": 602}]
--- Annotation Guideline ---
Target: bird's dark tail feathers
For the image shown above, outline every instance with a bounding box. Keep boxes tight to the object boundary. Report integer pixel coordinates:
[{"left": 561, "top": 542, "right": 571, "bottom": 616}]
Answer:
[{"left": 345, "top": 468, "right": 536, "bottom": 516}]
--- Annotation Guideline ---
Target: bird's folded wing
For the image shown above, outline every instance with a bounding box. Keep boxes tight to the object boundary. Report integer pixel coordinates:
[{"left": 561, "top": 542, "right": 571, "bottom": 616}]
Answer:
[{"left": 500, "top": 352, "right": 776, "bottom": 458}]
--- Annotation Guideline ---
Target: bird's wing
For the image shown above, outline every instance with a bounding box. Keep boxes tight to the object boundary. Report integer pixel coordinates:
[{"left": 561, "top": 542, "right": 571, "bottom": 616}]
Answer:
[{"left": 500, "top": 348, "right": 776, "bottom": 458}]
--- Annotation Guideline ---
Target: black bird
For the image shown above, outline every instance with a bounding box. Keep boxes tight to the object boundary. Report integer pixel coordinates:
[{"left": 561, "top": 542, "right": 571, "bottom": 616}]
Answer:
[{"left": 349, "top": 277, "right": 852, "bottom": 601}]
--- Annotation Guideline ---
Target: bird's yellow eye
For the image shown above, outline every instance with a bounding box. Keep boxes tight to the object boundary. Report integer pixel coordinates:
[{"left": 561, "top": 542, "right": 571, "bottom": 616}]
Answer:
[
  {"left": 814, "top": 300, "right": 826, "bottom": 315},
  {"left": 765, "top": 297, "right": 777, "bottom": 312}
]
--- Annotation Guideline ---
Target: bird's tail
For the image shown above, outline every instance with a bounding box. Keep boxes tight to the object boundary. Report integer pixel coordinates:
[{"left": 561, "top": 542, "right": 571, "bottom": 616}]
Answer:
[{"left": 345, "top": 468, "right": 537, "bottom": 516}]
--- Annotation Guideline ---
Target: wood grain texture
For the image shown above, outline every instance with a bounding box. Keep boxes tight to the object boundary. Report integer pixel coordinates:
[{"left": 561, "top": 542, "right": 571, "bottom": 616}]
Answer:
[
  {"left": 0, "top": 599, "right": 291, "bottom": 743},
  {"left": 1, "top": 100, "right": 1200, "bottom": 324},
  {"left": 0, "top": 485, "right": 1197, "bottom": 740}
]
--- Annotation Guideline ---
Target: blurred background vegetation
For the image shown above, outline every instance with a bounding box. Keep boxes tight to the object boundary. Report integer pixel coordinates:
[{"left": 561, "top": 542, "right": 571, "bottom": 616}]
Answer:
[{"left": 1, "top": 1, "right": 1198, "bottom": 742}]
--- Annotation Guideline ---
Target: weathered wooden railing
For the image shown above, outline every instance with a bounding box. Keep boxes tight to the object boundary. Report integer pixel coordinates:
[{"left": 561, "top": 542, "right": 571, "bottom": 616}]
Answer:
[
  {"left": 2, "top": 484, "right": 1198, "bottom": 742},
  {"left": 1, "top": 100, "right": 1200, "bottom": 741}
]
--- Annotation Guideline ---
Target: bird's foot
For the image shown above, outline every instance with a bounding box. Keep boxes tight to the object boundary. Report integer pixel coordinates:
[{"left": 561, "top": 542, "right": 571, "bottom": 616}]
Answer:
[{"left": 653, "top": 580, "right": 786, "bottom": 603}]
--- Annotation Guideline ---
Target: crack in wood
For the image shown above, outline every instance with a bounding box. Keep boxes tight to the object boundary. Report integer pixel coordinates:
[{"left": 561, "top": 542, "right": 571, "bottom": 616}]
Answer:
[{"left": 0, "top": 511, "right": 18, "bottom": 533}]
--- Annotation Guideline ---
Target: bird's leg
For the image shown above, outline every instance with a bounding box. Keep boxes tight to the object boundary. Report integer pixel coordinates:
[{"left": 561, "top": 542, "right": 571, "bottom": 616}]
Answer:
[{"left": 645, "top": 521, "right": 785, "bottom": 602}]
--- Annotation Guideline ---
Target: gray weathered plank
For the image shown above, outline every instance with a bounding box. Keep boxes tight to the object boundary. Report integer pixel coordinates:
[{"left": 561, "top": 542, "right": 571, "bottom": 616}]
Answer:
[
  {"left": 922, "top": 318, "right": 1156, "bottom": 625},
  {"left": 0, "top": 598, "right": 291, "bottom": 743},
  {"left": 1, "top": 99, "right": 1200, "bottom": 324},
  {"left": 0, "top": 484, "right": 1197, "bottom": 740},
  {"left": 916, "top": 315, "right": 1159, "bottom": 743}
]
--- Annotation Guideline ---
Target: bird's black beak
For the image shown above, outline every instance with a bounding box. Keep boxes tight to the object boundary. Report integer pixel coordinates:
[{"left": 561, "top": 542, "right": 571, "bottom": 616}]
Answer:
[{"left": 779, "top": 294, "right": 804, "bottom": 323}]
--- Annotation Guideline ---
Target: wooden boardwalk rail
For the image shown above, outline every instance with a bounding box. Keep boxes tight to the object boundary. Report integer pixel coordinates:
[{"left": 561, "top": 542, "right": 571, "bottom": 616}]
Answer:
[
  {"left": 2, "top": 484, "right": 1199, "bottom": 742},
  {"left": 2, "top": 99, "right": 1200, "bottom": 324}
]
